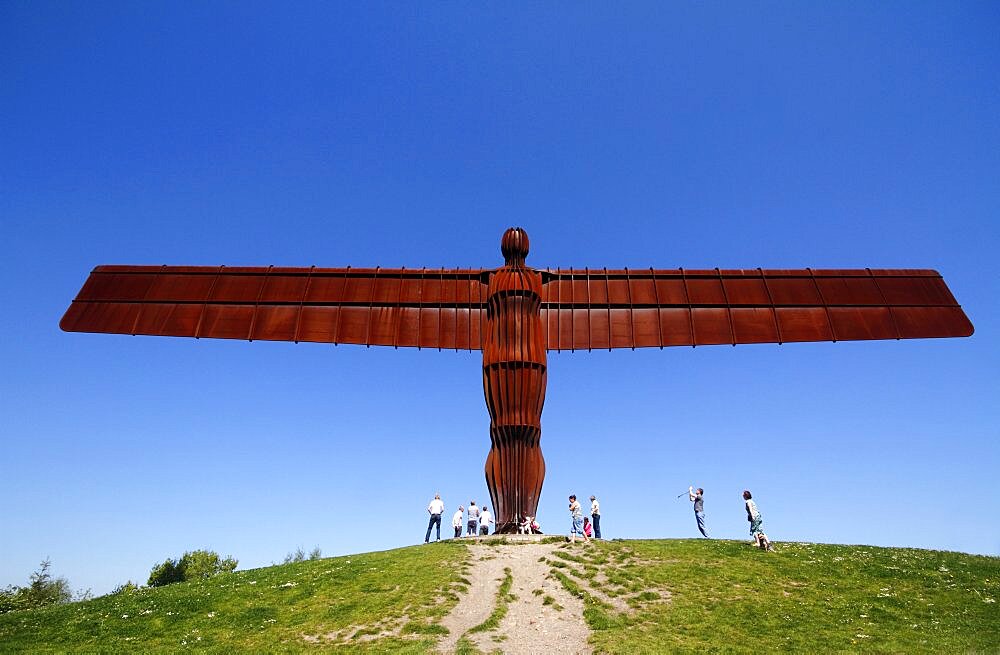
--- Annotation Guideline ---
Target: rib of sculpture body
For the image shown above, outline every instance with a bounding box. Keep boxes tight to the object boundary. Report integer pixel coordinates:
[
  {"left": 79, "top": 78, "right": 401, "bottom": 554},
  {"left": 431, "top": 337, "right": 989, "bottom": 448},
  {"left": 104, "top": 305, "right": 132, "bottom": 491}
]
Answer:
[{"left": 482, "top": 228, "right": 547, "bottom": 533}]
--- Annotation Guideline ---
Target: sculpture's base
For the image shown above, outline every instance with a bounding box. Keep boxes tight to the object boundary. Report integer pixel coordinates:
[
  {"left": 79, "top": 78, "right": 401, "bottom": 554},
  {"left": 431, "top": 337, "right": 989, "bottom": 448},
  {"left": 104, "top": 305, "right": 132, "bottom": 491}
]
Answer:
[
  {"left": 461, "top": 533, "right": 550, "bottom": 543},
  {"left": 492, "top": 523, "right": 544, "bottom": 535}
]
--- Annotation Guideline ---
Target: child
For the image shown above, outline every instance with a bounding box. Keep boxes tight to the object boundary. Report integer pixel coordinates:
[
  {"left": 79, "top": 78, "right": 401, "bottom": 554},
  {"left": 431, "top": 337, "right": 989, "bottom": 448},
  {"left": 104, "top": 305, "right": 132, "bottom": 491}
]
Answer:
[{"left": 583, "top": 516, "right": 593, "bottom": 538}]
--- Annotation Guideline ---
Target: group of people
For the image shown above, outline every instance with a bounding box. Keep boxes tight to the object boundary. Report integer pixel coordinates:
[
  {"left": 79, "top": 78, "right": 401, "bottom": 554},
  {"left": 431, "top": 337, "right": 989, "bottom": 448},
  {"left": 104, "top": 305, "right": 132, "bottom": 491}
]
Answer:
[
  {"left": 424, "top": 495, "right": 497, "bottom": 542},
  {"left": 425, "top": 487, "right": 769, "bottom": 549},
  {"left": 687, "top": 486, "right": 773, "bottom": 550},
  {"left": 423, "top": 493, "right": 604, "bottom": 542}
]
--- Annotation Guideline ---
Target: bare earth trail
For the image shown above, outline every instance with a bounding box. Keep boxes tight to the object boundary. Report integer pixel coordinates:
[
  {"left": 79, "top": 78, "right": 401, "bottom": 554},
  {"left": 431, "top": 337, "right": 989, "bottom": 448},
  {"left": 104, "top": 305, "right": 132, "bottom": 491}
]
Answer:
[{"left": 438, "top": 541, "right": 591, "bottom": 655}]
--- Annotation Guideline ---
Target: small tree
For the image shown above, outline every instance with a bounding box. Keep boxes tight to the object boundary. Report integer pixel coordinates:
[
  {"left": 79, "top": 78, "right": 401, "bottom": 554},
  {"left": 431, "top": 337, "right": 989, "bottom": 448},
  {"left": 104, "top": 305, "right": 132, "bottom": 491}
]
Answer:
[
  {"left": 0, "top": 559, "right": 74, "bottom": 614},
  {"left": 147, "top": 558, "right": 185, "bottom": 587}
]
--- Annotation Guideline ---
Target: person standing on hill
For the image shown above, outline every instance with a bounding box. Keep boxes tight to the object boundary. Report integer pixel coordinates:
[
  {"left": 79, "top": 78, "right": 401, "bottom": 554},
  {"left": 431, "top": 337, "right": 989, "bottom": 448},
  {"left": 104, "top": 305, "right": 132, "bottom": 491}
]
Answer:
[
  {"left": 479, "top": 506, "right": 494, "bottom": 535},
  {"left": 590, "top": 495, "right": 602, "bottom": 539},
  {"left": 743, "top": 489, "right": 772, "bottom": 550},
  {"left": 569, "top": 494, "right": 589, "bottom": 543},
  {"left": 467, "top": 501, "right": 480, "bottom": 537},
  {"left": 452, "top": 505, "right": 465, "bottom": 538},
  {"left": 689, "top": 486, "right": 709, "bottom": 538},
  {"left": 425, "top": 493, "right": 444, "bottom": 543}
]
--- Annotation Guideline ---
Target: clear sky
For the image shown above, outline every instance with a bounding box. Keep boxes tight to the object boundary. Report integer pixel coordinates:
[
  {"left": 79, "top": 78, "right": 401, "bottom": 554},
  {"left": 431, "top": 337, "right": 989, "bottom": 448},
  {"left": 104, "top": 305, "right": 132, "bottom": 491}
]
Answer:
[{"left": 2, "top": 3, "right": 998, "bottom": 596}]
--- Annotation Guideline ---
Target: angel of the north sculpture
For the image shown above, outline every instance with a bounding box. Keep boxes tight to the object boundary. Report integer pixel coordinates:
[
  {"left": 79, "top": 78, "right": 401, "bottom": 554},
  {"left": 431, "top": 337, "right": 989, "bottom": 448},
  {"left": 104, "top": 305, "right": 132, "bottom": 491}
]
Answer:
[{"left": 61, "top": 227, "right": 973, "bottom": 533}]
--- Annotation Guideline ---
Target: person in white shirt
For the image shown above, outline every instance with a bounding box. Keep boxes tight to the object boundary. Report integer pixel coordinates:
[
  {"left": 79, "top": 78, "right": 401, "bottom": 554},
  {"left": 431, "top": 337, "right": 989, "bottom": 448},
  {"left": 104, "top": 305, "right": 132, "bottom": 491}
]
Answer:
[
  {"left": 452, "top": 505, "right": 465, "bottom": 539},
  {"left": 425, "top": 493, "right": 445, "bottom": 543},
  {"left": 479, "top": 506, "right": 494, "bottom": 536},
  {"left": 590, "top": 495, "right": 602, "bottom": 539}
]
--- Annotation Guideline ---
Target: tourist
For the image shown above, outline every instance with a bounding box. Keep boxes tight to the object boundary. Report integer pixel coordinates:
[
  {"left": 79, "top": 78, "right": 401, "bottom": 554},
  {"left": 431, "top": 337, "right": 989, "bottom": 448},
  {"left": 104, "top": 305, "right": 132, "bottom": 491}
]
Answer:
[
  {"left": 743, "top": 490, "right": 772, "bottom": 550},
  {"left": 583, "top": 516, "right": 593, "bottom": 538},
  {"left": 590, "top": 495, "right": 602, "bottom": 539},
  {"left": 452, "top": 505, "right": 465, "bottom": 538},
  {"left": 425, "top": 493, "right": 444, "bottom": 543},
  {"left": 569, "top": 494, "right": 588, "bottom": 543},
  {"left": 689, "top": 486, "right": 709, "bottom": 538},
  {"left": 467, "top": 501, "right": 480, "bottom": 537},
  {"left": 479, "top": 506, "right": 493, "bottom": 535}
]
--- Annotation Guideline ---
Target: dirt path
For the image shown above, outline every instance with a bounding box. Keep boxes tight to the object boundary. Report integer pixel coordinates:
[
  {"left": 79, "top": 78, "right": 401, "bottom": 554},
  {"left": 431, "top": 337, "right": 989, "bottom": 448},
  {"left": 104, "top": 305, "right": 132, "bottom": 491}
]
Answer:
[{"left": 438, "top": 541, "right": 591, "bottom": 655}]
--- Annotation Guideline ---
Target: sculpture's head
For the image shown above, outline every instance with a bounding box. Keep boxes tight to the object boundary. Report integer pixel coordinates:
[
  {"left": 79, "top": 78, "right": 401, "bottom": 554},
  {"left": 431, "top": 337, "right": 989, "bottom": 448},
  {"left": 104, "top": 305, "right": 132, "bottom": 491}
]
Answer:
[{"left": 501, "top": 227, "right": 530, "bottom": 266}]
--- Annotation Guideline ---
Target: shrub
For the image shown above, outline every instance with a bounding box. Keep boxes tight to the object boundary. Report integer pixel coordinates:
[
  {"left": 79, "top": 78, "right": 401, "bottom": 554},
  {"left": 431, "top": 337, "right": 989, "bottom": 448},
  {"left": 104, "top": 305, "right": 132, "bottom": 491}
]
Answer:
[
  {"left": 147, "top": 550, "right": 238, "bottom": 587},
  {"left": 110, "top": 581, "right": 140, "bottom": 596},
  {"left": 283, "top": 546, "right": 322, "bottom": 564}
]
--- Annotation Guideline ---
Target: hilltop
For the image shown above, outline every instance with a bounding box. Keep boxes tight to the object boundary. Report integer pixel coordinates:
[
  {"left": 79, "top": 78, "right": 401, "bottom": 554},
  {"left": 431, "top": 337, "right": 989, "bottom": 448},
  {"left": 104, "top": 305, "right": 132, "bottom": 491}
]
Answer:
[{"left": 0, "top": 538, "right": 997, "bottom": 653}]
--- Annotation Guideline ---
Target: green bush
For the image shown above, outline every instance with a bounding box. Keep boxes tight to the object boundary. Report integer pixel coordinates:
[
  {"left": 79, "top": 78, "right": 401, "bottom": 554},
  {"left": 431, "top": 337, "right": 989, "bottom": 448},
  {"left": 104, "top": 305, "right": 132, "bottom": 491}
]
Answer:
[
  {"left": 0, "top": 559, "right": 75, "bottom": 614},
  {"left": 147, "top": 550, "right": 238, "bottom": 587},
  {"left": 110, "top": 581, "right": 140, "bottom": 596}
]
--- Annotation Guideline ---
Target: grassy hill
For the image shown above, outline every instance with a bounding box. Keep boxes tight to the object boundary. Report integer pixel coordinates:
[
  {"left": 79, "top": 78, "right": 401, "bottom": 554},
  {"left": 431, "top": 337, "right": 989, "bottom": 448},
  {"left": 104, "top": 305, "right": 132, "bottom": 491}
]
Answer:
[{"left": 1, "top": 539, "right": 997, "bottom": 653}]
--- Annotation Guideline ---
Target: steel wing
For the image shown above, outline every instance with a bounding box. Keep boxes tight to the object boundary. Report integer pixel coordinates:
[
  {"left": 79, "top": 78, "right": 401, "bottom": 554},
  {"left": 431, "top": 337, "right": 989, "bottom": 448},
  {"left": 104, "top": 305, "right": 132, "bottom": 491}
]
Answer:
[
  {"left": 60, "top": 265, "right": 490, "bottom": 350},
  {"left": 540, "top": 268, "right": 973, "bottom": 351}
]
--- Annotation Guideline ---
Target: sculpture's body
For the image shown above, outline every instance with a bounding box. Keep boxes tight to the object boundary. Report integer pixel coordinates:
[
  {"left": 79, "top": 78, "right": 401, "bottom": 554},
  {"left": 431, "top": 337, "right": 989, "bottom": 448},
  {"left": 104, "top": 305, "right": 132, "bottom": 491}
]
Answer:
[
  {"left": 61, "top": 228, "right": 974, "bottom": 533},
  {"left": 483, "top": 229, "right": 546, "bottom": 527}
]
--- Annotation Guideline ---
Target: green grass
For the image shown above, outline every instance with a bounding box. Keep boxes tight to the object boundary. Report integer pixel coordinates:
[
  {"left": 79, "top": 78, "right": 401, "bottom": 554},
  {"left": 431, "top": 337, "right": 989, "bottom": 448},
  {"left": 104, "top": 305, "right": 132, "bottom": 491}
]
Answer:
[
  {"left": 1, "top": 539, "right": 997, "bottom": 653},
  {"left": 573, "top": 539, "right": 1000, "bottom": 654},
  {"left": 467, "top": 567, "right": 514, "bottom": 634},
  {"left": 0, "top": 542, "right": 466, "bottom": 654}
]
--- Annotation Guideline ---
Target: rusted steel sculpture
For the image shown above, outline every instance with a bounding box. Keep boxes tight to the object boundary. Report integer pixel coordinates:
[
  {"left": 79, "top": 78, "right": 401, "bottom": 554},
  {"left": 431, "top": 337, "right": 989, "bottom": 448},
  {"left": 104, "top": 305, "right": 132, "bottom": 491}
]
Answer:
[{"left": 61, "top": 228, "right": 974, "bottom": 532}]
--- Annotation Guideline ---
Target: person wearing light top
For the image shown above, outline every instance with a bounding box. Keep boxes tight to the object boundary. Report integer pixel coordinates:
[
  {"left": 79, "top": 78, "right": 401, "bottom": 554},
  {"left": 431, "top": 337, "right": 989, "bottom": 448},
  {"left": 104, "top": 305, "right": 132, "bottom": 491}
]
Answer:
[
  {"left": 425, "top": 493, "right": 444, "bottom": 543},
  {"left": 452, "top": 505, "right": 465, "bottom": 539},
  {"left": 569, "top": 494, "right": 588, "bottom": 543},
  {"left": 467, "top": 501, "right": 480, "bottom": 537},
  {"left": 479, "top": 506, "right": 494, "bottom": 536},
  {"left": 689, "top": 486, "right": 709, "bottom": 538},
  {"left": 590, "top": 495, "right": 602, "bottom": 539},
  {"left": 743, "top": 489, "right": 771, "bottom": 550}
]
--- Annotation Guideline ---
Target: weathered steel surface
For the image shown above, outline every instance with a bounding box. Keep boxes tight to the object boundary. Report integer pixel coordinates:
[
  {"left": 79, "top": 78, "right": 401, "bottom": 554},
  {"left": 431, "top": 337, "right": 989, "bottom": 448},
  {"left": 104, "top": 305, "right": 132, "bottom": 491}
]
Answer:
[
  {"left": 60, "top": 228, "right": 975, "bottom": 533},
  {"left": 539, "top": 267, "right": 973, "bottom": 350},
  {"left": 482, "top": 228, "right": 546, "bottom": 532},
  {"left": 60, "top": 266, "right": 490, "bottom": 349}
]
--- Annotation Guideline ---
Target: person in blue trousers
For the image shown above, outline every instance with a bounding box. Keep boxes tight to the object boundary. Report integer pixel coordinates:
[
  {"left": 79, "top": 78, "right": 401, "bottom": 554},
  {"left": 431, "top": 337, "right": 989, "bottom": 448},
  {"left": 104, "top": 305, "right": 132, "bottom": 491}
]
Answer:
[
  {"left": 689, "top": 486, "right": 709, "bottom": 538},
  {"left": 425, "top": 493, "right": 444, "bottom": 542}
]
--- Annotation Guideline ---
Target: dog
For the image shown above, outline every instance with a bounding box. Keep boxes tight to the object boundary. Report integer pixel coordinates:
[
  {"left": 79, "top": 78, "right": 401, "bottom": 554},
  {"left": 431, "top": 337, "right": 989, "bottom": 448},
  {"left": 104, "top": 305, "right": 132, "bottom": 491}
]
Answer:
[{"left": 754, "top": 532, "right": 774, "bottom": 552}]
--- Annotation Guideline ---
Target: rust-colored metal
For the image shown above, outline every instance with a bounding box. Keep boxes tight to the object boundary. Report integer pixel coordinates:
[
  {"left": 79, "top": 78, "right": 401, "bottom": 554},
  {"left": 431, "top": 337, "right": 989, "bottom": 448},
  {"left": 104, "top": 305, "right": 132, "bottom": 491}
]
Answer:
[{"left": 60, "top": 228, "right": 975, "bottom": 532}]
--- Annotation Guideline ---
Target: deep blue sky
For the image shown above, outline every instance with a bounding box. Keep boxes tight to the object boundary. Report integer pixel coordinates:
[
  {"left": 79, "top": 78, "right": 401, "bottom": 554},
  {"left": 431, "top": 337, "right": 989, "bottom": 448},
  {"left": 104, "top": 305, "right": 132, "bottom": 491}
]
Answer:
[{"left": 2, "top": 3, "right": 998, "bottom": 596}]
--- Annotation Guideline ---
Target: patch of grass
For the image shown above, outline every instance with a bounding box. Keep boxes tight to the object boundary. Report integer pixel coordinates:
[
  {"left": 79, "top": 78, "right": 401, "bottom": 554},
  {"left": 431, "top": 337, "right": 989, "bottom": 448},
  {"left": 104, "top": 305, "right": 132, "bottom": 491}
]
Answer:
[
  {"left": 551, "top": 551, "right": 588, "bottom": 564},
  {"left": 455, "top": 635, "right": 483, "bottom": 655},
  {"left": 532, "top": 588, "right": 544, "bottom": 596},
  {"left": 467, "top": 567, "right": 514, "bottom": 634},
  {"left": 401, "top": 621, "right": 448, "bottom": 636},
  {"left": 542, "top": 595, "right": 563, "bottom": 611},
  {"left": 579, "top": 540, "right": 1000, "bottom": 654},
  {"left": 550, "top": 570, "right": 585, "bottom": 599},
  {"left": 0, "top": 542, "right": 468, "bottom": 653}
]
